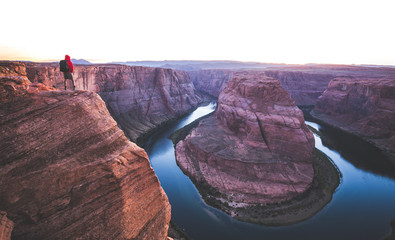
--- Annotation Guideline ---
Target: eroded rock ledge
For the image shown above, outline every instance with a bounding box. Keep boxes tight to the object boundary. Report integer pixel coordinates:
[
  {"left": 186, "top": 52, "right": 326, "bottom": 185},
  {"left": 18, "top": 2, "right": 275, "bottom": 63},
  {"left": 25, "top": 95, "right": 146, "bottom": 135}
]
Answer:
[
  {"left": 175, "top": 72, "right": 339, "bottom": 224},
  {"left": 0, "top": 68, "right": 171, "bottom": 239}
]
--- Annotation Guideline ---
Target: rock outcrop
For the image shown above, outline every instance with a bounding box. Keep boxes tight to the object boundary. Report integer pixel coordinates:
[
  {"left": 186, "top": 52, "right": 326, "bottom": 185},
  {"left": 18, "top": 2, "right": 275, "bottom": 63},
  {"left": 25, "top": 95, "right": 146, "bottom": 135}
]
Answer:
[
  {"left": 312, "top": 76, "right": 395, "bottom": 161},
  {"left": 0, "top": 73, "right": 171, "bottom": 239},
  {"left": 19, "top": 62, "right": 204, "bottom": 144},
  {"left": 176, "top": 72, "right": 315, "bottom": 205},
  {"left": 0, "top": 212, "right": 13, "bottom": 240}
]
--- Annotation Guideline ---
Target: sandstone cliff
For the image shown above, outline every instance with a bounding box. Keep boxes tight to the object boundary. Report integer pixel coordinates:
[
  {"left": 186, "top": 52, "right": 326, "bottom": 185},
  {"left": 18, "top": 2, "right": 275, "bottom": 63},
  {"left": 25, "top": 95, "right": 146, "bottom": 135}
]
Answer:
[
  {"left": 0, "top": 71, "right": 171, "bottom": 239},
  {"left": 176, "top": 72, "right": 315, "bottom": 206},
  {"left": 24, "top": 62, "right": 203, "bottom": 144},
  {"left": 312, "top": 76, "right": 395, "bottom": 161}
]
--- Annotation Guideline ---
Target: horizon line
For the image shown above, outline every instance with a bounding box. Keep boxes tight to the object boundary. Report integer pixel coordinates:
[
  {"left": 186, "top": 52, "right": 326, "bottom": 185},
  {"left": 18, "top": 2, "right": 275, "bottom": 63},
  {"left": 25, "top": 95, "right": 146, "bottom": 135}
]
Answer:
[{"left": 1, "top": 58, "right": 395, "bottom": 68}]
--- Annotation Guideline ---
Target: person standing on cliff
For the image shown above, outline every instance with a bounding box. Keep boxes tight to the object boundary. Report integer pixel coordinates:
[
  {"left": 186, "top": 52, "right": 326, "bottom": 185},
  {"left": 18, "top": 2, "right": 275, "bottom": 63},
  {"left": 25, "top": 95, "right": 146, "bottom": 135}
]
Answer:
[{"left": 60, "top": 55, "right": 75, "bottom": 90}]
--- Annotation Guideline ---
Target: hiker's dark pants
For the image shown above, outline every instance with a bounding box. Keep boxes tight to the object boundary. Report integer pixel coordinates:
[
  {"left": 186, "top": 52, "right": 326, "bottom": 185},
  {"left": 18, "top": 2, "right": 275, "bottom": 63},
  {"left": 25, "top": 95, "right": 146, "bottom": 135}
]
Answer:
[{"left": 63, "top": 72, "right": 75, "bottom": 89}]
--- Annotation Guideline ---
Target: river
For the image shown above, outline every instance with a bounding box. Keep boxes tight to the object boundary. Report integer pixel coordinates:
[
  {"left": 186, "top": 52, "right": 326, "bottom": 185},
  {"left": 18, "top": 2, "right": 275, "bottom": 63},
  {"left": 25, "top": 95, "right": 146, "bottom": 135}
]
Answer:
[{"left": 145, "top": 102, "right": 395, "bottom": 240}]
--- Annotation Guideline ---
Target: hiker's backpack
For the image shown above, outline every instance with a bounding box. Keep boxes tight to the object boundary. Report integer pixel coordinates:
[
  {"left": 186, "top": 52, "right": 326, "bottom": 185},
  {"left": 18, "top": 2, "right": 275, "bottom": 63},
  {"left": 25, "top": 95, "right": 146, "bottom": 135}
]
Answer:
[{"left": 59, "top": 60, "right": 69, "bottom": 72}]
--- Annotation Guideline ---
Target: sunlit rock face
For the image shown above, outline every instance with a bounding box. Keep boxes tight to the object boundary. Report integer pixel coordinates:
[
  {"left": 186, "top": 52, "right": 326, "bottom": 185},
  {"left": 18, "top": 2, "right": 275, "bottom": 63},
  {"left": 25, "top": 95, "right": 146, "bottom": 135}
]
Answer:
[
  {"left": 0, "top": 69, "right": 171, "bottom": 239},
  {"left": 23, "top": 62, "right": 203, "bottom": 144},
  {"left": 313, "top": 76, "right": 395, "bottom": 161},
  {"left": 176, "top": 72, "right": 315, "bottom": 204}
]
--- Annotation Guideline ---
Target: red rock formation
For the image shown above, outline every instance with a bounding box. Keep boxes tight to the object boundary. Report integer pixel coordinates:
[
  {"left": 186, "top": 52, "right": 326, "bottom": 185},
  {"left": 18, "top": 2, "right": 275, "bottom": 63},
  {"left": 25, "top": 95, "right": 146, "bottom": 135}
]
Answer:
[
  {"left": 176, "top": 72, "right": 315, "bottom": 204},
  {"left": 312, "top": 76, "right": 395, "bottom": 161},
  {"left": 0, "top": 76, "right": 171, "bottom": 239},
  {"left": 21, "top": 62, "right": 203, "bottom": 144},
  {"left": 0, "top": 212, "right": 13, "bottom": 240}
]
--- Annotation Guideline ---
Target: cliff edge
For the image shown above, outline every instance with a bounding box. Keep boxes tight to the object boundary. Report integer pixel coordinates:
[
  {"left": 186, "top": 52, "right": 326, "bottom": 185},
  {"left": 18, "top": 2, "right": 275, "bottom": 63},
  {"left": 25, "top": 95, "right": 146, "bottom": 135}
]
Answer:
[
  {"left": 0, "top": 64, "right": 171, "bottom": 239},
  {"left": 24, "top": 62, "right": 203, "bottom": 144}
]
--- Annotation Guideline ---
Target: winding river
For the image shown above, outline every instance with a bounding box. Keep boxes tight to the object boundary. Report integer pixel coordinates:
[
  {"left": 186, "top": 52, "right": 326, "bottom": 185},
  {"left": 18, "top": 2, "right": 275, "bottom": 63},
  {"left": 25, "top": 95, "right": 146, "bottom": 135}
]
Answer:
[{"left": 145, "top": 102, "right": 395, "bottom": 240}]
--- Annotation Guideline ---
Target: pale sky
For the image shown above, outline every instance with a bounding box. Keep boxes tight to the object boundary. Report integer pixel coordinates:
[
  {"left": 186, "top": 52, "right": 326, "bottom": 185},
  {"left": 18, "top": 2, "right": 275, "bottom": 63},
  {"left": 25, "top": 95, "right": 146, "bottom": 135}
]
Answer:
[{"left": 1, "top": 0, "right": 394, "bottom": 65}]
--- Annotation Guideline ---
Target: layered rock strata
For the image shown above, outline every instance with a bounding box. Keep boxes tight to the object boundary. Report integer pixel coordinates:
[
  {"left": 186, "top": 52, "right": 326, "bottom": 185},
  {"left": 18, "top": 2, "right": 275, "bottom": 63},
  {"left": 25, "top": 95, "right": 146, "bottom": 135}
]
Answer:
[
  {"left": 176, "top": 72, "right": 315, "bottom": 206},
  {"left": 312, "top": 76, "right": 395, "bottom": 161},
  {"left": 22, "top": 62, "right": 203, "bottom": 144},
  {"left": 0, "top": 75, "right": 171, "bottom": 239}
]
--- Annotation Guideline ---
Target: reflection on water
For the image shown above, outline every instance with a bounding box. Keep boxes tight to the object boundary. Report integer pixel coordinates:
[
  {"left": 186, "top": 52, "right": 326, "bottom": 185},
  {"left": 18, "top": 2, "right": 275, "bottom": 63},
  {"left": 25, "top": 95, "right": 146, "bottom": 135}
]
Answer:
[
  {"left": 311, "top": 122, "right": 395, "bottom": 180},
  {"left": 145, "top": 104, "right": 395, "bottom": 240}
]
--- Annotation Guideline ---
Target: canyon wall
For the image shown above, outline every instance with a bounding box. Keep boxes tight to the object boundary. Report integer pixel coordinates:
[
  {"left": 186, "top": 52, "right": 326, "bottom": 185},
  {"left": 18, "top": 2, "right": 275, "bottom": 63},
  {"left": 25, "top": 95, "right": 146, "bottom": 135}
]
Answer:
[
  {"left": 188, "top": 66, "right": 395, "bottom": 108},
  {"left": 24, "top": 62, "right": 203, "bottom": 144},
  {"left": 176, "top": 72, "right": 315, "bottom": 205},
  {"left": 0, "top": 64, "right": 171, "bottom": 239},
  {"left": 187, "top": 69, "right": 334, "bottom": 106},
  {"left": 188, "top": 70, "right": 234, "bottom": 97},
  {"left": 312, "top": 76, "right": 395, "bottom": 161},
  {"left": 264, "top": 71, "right": 335, "bottom": 106}
]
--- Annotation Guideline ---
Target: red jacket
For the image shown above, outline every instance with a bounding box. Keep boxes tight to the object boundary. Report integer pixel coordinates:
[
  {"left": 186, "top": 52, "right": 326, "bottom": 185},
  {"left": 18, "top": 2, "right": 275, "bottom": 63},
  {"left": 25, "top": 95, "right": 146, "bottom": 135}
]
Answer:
[{"left": 65, "top": 55, "right": 74, "bottom": 73}]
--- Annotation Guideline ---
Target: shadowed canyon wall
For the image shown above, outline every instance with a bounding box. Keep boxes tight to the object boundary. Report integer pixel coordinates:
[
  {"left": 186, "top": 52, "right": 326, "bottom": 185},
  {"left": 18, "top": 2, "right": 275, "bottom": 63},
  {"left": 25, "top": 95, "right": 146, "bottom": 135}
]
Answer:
[
  {"left": 24, "top": 62, "right": 203, "bottom": 144},
  {"left": 188, "top": 70, "right": 234, "bottom": 97},
  {"left": 0, "top": 62, "right": 171, "bottom": 239},
  {"left": 312, "top": 76, "right": 395, "bottom": 161},
  {"left": 264, "top": 71, "right": 335, "bottom": 106}
]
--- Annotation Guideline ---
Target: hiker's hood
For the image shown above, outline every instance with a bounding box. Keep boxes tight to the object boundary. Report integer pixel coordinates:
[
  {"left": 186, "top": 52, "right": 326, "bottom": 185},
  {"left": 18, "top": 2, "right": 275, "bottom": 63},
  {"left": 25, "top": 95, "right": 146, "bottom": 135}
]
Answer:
[{"left": 65, "top": 55, "right": 71, "bottom": 61}]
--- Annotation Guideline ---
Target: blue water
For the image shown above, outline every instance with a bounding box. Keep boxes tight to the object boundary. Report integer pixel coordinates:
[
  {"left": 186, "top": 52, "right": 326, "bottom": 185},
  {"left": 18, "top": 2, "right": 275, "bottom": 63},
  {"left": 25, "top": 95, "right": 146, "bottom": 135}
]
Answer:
[{"left": 145, "top": 103, "right": 395, "bottom": 240}]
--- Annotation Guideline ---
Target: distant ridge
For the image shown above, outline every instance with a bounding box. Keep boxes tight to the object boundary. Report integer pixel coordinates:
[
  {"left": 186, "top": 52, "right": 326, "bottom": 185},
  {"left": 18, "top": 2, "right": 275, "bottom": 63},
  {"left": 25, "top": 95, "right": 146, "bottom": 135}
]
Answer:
[
  {"left": 112, "top": 60, "right": 395, "bottom": 71},
  {"left": 112, "top": 60, "right": 282, "bottom": 71},
  {"left": 71, "top": 59, "right": 92, "bottom": 65}
]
